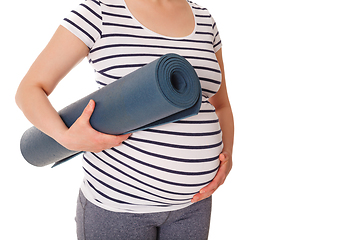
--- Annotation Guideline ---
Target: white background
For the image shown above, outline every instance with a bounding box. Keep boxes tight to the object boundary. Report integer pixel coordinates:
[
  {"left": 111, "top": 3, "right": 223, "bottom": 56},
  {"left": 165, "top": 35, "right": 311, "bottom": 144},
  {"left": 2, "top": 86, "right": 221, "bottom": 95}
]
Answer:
[{"left": 1, "top": 0, "right": 360, "bottom": 239}]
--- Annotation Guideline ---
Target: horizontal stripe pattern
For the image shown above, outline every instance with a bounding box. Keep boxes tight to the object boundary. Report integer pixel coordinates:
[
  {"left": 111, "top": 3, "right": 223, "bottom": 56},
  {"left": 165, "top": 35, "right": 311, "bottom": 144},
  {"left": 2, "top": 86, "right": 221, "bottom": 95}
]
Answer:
[{"left": 61, "top": 0, "right": 223, "bottom": 213}]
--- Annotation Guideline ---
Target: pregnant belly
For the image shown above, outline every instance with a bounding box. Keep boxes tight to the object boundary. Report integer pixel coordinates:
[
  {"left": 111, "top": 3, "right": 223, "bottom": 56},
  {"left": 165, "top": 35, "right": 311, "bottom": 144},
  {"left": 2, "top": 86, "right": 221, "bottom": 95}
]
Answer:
[{"left": 81, "top": 103, "right": 222, "bottom": 213}]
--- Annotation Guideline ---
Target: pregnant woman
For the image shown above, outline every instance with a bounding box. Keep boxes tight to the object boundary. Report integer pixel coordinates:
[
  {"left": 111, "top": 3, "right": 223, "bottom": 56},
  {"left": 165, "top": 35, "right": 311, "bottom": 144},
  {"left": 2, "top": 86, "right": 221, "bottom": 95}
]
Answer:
[{"left": 15, "top": 0, "right": 234, "bottom": 239}]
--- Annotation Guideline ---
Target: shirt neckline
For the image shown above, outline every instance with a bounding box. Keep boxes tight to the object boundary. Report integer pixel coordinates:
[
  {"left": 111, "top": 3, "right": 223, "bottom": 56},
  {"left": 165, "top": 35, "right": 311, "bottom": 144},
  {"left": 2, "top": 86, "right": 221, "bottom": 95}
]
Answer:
[{"left": 122, "top": 0, "right": 197, "bottom": 40}]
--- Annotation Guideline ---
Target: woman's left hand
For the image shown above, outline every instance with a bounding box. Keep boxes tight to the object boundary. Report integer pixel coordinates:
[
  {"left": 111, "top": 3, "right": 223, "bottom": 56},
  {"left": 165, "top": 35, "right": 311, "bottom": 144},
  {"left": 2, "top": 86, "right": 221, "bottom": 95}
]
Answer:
[{"left": 191, "top": 151, "right": 232, "bottom": 203}]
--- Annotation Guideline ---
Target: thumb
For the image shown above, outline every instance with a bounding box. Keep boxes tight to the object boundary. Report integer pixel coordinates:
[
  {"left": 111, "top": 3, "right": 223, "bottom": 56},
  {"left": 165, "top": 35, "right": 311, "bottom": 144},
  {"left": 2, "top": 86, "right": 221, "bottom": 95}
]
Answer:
[
  {"left": 80, "top": 99, "right": 95, "bottom": 121},
  {"left": 114, "top": 133, "right": 133, "bottom": 145},
  {"left": 219, "top": 152, "right": 228, "bottom": 162}
]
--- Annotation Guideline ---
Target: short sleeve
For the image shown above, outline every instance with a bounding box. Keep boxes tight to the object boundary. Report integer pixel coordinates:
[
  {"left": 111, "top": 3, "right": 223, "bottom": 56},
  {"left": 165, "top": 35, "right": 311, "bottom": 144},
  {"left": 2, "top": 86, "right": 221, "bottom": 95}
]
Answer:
[
  {"left": 211, "top": 16, "right": 222, "bottom": 53},
  {"left": 61, "top": 0, "right": 102, "bottom": 49}
]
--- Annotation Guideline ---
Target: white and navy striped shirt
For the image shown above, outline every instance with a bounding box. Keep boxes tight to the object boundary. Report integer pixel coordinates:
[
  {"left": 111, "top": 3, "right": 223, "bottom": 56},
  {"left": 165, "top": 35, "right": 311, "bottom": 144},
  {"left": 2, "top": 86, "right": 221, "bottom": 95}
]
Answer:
[{"left": 62, "top": 0, "right": 223, "bottom": 213}]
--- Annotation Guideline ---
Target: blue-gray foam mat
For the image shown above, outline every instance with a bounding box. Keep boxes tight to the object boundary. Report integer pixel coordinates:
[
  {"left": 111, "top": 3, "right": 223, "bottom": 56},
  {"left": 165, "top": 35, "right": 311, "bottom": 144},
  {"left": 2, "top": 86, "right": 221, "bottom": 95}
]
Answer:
[{"left": 20, "top": 53, "right": 202, "bottom": 167}]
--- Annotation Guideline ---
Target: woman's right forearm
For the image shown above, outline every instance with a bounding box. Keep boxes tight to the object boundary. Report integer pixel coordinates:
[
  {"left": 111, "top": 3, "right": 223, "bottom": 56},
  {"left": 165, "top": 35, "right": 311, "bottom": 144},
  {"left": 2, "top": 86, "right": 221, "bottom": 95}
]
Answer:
[
  {"left": 15, "top": 83, "right": 68, "bottom": 143},
  {"left": 16, "top": 83, "right": 132, "bottom": 152}
]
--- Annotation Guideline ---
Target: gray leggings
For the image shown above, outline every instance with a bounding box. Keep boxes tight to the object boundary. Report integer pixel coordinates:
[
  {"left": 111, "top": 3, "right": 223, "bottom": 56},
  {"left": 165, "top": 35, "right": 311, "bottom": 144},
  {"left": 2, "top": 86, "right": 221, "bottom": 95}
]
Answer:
[{"left": 75, "top": 190, "right": 212, "bottom": 240}]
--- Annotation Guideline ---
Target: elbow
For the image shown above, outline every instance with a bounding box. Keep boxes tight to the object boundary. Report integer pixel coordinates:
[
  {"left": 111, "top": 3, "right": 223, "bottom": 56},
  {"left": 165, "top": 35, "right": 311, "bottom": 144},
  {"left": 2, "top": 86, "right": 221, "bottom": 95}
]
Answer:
[
  {"left": 15, "top": 82, "right": 42, "bottom": 110},
  {"left": 15, "top": 79, "right": 49, "bottom": 110},
  {"left": 15, "top": 81, "right": 29, "bottom": 110},
  {"left": 15, "top": 85, "right": 23, "bottom": 110}
]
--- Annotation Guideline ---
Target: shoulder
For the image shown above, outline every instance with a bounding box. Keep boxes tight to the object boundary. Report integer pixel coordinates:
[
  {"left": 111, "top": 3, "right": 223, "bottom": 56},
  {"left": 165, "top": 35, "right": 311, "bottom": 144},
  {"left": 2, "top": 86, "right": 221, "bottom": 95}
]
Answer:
[
  {"left": 82, "top": 0, "right": 101, "bottom": 8},
  {"left": 187, "top": 1, "right": 207, "bottom": 9},
  {"left": 187, "top": 0, "right": 218, "bottom": 25},
  {"left": 76, "top": 0, "right": 102, "bottom": 18},
  {"left": 187, "top": 1, "right": 211, "bottom": 14}
]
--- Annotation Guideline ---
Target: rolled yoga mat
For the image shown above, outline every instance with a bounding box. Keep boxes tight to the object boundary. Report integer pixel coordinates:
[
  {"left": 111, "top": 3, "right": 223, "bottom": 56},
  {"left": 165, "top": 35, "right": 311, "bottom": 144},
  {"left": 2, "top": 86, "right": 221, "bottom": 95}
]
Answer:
[{"left": 20, "top": 53, "right": 202, "bottom": 167}]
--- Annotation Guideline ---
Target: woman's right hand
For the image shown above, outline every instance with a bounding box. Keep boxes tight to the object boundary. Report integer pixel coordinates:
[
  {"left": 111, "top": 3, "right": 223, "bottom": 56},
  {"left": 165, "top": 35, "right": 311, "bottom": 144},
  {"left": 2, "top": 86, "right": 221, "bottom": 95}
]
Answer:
[{"left": 58, "top": 99, "right": 131, "bottom": 153}]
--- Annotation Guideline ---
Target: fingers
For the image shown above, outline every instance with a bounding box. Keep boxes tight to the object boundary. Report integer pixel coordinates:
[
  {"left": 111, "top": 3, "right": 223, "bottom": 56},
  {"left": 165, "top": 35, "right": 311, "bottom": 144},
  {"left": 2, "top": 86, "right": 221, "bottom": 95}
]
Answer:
[
  {"left": 62, "top": 99, "right": 135, "bottom": 152},
  {"left": 191, "top": 172, "right": 223, "bottom": 203},
  {"left": 111, "top": 133, "right": 133, "bottom": 146},
  {"left": 118, "top": 133, "right": 132, "bottom": 141},
  {"left": 81, "top": 100, "right": 131, "bottom": 145},
  {"left": 191, "top": 151, "right": 232, "bottom": 203},
  {"left": 91, "top": 132, "right": 132, "bottom": 152}
]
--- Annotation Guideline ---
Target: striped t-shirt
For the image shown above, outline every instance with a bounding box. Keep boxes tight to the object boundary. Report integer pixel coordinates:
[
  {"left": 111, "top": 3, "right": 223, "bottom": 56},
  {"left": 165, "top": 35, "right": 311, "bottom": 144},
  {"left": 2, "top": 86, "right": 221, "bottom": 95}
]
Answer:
[{"left": 61, "top": 0, "right": 223, "bottom": 213}]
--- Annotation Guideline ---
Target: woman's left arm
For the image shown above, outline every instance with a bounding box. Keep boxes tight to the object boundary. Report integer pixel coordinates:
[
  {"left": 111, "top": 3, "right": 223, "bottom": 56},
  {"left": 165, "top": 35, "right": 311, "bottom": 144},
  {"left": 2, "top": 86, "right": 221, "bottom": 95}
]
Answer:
[{"left": 191, "top": 48, "right": 234, "bottom": 203}]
